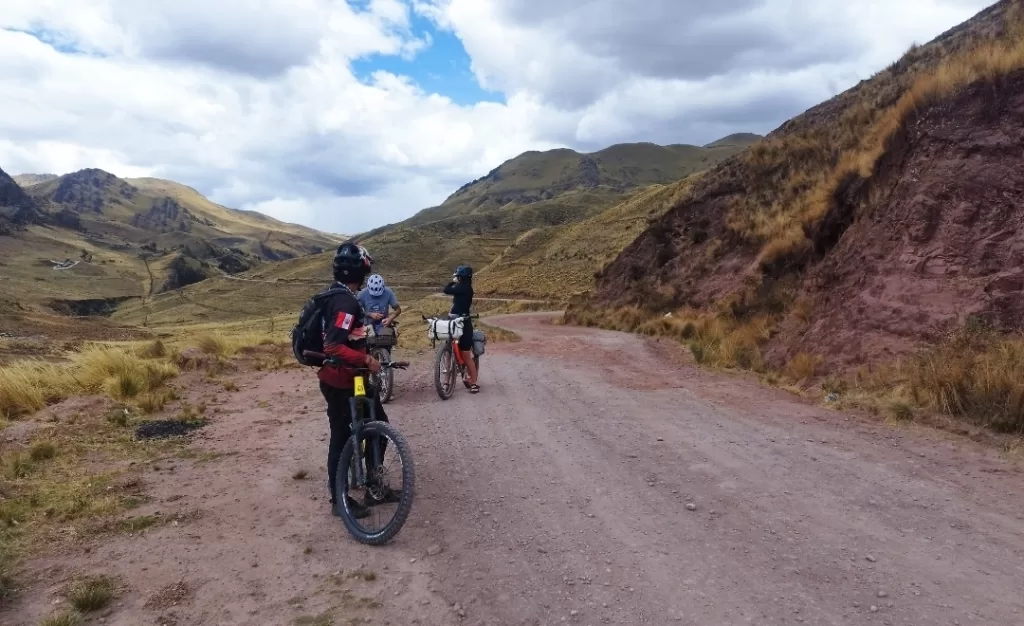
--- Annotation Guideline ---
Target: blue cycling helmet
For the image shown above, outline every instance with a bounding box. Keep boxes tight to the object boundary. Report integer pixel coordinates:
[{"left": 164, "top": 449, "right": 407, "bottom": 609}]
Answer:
[{"left": 454, "top": 265, "right": 473, "bottom": 279}]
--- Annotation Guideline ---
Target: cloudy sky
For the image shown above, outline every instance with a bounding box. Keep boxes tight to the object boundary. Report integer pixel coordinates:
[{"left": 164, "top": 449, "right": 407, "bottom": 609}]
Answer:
[{"left": 0, "top": 0, "right": 995, "bottom": 234}]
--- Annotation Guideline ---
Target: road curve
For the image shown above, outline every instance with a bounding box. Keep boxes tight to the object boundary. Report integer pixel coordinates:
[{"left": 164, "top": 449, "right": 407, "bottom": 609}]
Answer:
[{"left": 399, "top": 312, "right": 1024, "bottom": 625}]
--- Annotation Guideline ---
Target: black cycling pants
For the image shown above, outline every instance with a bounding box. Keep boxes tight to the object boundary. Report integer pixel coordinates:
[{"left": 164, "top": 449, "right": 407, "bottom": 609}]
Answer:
[
  {"left": 458, "top": 317, "right": 474, "bottom": 352},
  {"left": 319, "top": 381, "right": 390, "bottom": 501}
]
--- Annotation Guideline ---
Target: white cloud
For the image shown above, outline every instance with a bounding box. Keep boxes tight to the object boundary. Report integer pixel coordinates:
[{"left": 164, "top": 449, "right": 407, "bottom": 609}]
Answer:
[{"left": 0, "top": 0, "right": 999, "bottom": 234}]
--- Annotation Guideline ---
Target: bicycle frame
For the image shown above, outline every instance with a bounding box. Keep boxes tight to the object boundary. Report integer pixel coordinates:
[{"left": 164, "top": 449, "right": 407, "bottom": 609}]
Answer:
[
  {"left": 451, "top": 338, "right": 467, "bottom": 366},
  {"left": 347, "top": 373, "right": 378, "bottom": 488},
  {"left": 302, "top": 350, "right": 407, "bottom": 490}
]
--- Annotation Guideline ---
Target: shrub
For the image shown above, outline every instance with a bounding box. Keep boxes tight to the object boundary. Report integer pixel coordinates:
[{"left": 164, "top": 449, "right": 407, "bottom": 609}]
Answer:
[
  {"left": 29, "top": 439, "right": 58, "bottom": 461},
  {"left": 784, "top": 352, "right": 821, "bottom": 382}
]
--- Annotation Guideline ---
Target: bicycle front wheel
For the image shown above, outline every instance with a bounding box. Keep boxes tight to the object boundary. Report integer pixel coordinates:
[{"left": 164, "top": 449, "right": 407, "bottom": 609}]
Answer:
[
  {"left": 434, "top": 342, "right": 456, "bottom": 400},
  {"left": 334, "top": 421, "right": 415, "bottom": 545}
]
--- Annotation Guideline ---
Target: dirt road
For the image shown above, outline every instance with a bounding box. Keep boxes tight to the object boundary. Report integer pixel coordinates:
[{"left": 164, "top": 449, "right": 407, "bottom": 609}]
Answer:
[{"left": 6, "top": 314, "right": 1024, "bottom": 625}]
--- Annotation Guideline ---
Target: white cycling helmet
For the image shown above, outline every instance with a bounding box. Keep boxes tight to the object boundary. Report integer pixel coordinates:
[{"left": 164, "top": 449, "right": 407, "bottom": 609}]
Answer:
[{"left": 366, "top": 273, "right": 386, "bottom": 297}]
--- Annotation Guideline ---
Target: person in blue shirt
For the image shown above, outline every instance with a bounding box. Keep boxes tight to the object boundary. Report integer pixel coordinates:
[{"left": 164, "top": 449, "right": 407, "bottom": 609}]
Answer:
[{"left": 358, "top": 274, "right": 402, "bottom": 332}]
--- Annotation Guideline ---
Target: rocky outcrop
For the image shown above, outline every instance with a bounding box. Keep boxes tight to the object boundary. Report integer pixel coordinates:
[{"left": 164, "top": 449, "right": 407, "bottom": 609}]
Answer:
[
  {"left": 0, "top": 166, "right": 43, "bottom": 235},
  {"left": 131, "top": 197, "right": 214, "bottom": 232},
  {"left": 51, "top": 168, "right": 138, "bottom": 212}
]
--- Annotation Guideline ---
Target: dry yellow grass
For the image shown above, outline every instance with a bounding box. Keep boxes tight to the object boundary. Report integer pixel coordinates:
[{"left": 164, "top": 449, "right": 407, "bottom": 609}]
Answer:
[
  {"left": 900, "top": 333, "right": 1024, "bottom": 433},
  {"left": 783, "top": 352, "right": 822, "bottom": 383},
  {"left": 72, "top": 348, "right": 179, "bottom": 399},
  {"left": 571, "top": 299, "right": 1024, "bottom": 435},
  {"left": 0, "top": 362, "right": 56, "bottom": 417},
  {"left": 0, "top": 326, "right": 289, "bottom": 419},
  {"left": 570, "top": 304, "right": 776, "bottom": 372},
  {"left": 824, "top": 322, "right": 1024, "bottom": 433}
]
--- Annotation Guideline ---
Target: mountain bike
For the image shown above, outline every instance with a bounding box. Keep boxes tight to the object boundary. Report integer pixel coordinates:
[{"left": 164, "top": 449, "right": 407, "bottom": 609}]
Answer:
[
  {"left": 422, "top": 313, "right": 482, "bottom": 400},
  {"left": 367, "top": 320, "right": 400, "bottom": 404},
  {"left": 302, "top": 350, "right": 415, "bottom": 545}
]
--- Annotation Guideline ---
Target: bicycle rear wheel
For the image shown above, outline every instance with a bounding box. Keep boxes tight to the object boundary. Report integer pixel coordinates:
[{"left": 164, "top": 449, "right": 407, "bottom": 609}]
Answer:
[
  {"left": 434, "top": 342, "right": 457, "bottom": 400},
  {"left": 334, "top": 421, "right": 414, "bottom": 545}
]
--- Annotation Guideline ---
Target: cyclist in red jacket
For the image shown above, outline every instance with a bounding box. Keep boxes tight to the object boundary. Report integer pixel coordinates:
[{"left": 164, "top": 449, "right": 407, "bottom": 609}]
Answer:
[{"left": 319, "top": 242, "right": 398, "bottom": 519}]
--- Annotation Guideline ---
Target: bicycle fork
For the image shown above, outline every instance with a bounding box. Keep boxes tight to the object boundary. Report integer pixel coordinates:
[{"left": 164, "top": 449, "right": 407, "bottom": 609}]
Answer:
[{"left": 347, "top": 375, "right": 380, "bottom": 489}]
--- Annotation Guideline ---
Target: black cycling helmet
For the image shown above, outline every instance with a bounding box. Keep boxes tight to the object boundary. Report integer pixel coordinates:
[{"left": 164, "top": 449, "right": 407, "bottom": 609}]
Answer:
[
  {"left": 333, "top": 241, "right": 373, "bottom": 283},
  {"left": 454, "top": 265, "right": 473, "bottom": 279}
]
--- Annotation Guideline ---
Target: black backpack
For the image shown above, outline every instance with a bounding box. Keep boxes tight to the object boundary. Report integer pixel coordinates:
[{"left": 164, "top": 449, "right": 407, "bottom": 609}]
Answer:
[{"left": 291, "top": 287, "right": 349, "bottom": 367}]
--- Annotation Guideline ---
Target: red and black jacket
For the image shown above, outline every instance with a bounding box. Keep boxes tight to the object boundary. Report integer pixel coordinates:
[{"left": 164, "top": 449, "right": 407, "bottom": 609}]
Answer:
[{"left": 318, "top": 285, "right": 370, "bottom": 389}]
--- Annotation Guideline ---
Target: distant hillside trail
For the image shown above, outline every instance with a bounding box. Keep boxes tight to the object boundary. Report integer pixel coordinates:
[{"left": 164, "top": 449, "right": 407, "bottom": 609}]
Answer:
[
  {"left": 214, "top": 269, "right": 551, "bottom": 304},
  {"left": 5, "top": 314, "right": 1024, "bottom": 625}
]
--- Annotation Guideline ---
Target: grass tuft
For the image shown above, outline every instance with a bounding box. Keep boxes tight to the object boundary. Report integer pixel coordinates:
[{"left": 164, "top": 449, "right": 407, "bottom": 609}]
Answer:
[
  {"left": 0, "top": 362, "right": 62, "bottom": 418},
  {"left": 885, "top": 399, "right": 915, "bottom": 422},
  {"left": 194, "top": 333, "right": 230, "bottom": 356},
  {"left": 784, "top": 352, "right": 821, "bottom": 383},
  {"left": 67, "top": 575, "right": 116, "bottom": 612},
  {"left": 136, "top": 388, "right": 177, "bottom": 414},
  {"left": 38, "top": 611, "right": 83, "bottom": 626},
  {"left": 3, "top": 452, "right": 34, "bottom": 479},
  {"left": 139, "top": 339, "right": 167, "bottom": 359},
  {"left": 29, "top": 439, "right": 58, "bottom": 461},
  {"left": 0, "top": 547, "right": 15, "bottom": 600}
]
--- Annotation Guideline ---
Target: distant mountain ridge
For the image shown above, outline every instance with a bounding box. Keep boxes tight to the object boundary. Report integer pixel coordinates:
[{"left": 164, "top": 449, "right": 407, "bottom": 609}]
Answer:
[
  {"left": 396, "top": 139, "right": 761, "bottom": 231},
  {"left": 0, "top": 165, "right": 343, "bottom": 314}
]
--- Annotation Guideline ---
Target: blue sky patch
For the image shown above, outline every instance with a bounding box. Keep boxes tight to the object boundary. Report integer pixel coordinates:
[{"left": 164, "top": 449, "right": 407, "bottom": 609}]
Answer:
[
  {"left": 350, "top": 14, "right": 502, "bottom": 106},
  {"left": 4, "top": 26, "right": 92, "bottom": 55}
]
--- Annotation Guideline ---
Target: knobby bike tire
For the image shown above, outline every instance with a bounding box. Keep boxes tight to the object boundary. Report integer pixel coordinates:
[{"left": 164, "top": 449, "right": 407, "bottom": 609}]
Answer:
[
  {"left": 372, "top": 347, "right": 394, "bottom": 404},
  {"left": 434, "top": 342, "right": 456, "bottom": 400},
  {"left": 334, "top": 421, "right": 415, "bottom": 545}
]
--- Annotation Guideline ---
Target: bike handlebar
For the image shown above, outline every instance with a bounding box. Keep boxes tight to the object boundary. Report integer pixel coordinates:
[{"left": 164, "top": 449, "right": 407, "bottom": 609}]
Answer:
[{"left": 301, "top": 350, "right": 409, "bottom": 370}]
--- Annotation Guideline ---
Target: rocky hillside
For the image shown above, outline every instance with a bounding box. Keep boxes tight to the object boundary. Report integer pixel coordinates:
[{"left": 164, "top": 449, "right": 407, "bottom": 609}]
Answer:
[
  {"left": 574, "top": 1, "right": 1024, "bottom": 376},
  {"left": 0, "top": 168, "right": 50, "bottom": 236},
  {"left": 0, "top": 167, "right": 342, "bottom": 315}
]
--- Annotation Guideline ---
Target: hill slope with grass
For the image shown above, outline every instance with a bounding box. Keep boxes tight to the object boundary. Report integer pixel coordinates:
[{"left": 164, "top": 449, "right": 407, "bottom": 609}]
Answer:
[
  {"left": 394, "top": 141, "right": 755, "bottom": 227},
  {"left": 0, "top": 167, "right": 343, "bottom": 316},
  {"left": 570, "top": 0, "right": 1024, "bottom": 433},
  {"left": 250, "top": 136, "right": 760, "bottom": 296}
]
